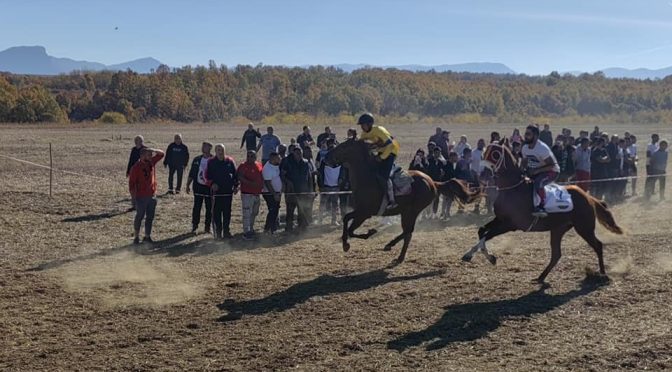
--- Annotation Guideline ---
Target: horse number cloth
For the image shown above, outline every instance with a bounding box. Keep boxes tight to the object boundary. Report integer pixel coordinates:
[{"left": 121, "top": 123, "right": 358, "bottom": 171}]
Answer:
[{"left": 533, "top": 183, "right": 574, "bottom": 213}]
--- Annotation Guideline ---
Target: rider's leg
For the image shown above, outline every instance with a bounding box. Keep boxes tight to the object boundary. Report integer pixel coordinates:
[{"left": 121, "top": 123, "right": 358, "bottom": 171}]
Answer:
[{"left": 380, "top": 154, "right": 397, "bottom": 207}]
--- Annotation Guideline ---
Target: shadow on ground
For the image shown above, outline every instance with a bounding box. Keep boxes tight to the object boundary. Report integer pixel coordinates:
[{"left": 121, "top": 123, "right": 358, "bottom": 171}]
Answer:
[
  {"left": 216, "top": 268, "right": 446, "bottom": 322},
  {"left": 387, "top": 274, "right": 610, "bottom": 351},
  {"left": 151, "top": 225, "right": 343, "bottom": 257},
  {"left": 25, "top": 233, "right": 195, "bottom": 271},
  {"left": 61, "top": 209, "right": 131, "bottom": 223}
]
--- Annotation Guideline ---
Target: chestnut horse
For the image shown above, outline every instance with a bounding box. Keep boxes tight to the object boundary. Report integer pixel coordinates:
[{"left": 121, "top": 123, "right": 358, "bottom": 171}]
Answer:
[
  {"left": 461, "top": 140, "right": 623, "bottom": 283},
  {"left": 325, "top": 139, "right": 480, "bottom": 264}
]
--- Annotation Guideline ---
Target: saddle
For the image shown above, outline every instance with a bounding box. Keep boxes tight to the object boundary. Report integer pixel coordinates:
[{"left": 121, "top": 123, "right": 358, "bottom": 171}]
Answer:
[
  {"left": 533, "top": 183, "right": 574, "bottom": 213},
  {"left": 391, "top": 166, "right": 413, "bottom": 197},
  {"left": 377, "top": 165, "right": 414, "bottom": 216}
]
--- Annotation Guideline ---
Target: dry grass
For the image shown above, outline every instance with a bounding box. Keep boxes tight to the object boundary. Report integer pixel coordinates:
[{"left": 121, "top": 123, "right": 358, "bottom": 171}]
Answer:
[{"left": 1, "top": 122, "right": 672, "bottom": 371}]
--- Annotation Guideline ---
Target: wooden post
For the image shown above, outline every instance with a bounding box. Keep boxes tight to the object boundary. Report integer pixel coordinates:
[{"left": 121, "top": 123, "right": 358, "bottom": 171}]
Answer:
[{"left": 49, "top": 143, "right": 53, "bottom": 198}]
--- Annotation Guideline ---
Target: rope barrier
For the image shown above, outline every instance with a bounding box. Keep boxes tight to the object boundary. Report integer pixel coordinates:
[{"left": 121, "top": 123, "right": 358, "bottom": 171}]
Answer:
[{"left": 1, "top": 152, "right": 667, "bottom": 196}]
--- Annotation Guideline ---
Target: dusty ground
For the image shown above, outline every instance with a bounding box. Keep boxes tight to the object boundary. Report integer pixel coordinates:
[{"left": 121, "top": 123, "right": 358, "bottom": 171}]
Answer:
[{"left": 1, "top": 122, "right": 672, "bottom": 371}]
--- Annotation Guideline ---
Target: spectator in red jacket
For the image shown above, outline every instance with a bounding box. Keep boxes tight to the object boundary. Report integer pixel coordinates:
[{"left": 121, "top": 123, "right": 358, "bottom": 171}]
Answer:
[
  {"left": 237, "top": 150, "right": 264, "bottom": 240},
  {"left": 126, "top": 135, "right": 146, "bottom": 211},
  {"left": 128, "top": 147, "right": 165, "bottom": 244}
]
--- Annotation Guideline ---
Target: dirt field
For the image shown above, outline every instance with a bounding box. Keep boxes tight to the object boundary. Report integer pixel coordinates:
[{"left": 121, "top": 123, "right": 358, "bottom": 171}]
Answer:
[{"left": 2, "top": 122, "right": 672, "bottom": 371}]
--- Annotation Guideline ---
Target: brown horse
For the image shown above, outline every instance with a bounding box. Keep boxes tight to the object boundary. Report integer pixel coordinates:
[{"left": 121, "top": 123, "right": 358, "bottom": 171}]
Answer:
[
  {"left": 325, "top": 139, "right": 480, "bottom": 264},
  {"left": 461, "top": 140, "right": 623, "bottom": 283}
]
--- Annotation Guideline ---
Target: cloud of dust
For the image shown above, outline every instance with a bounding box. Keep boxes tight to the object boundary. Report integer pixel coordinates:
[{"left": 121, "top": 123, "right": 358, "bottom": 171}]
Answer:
[
  {"left": 654, "top": 252, "right": 672, "bottom": 273},
  {"left": 610, "top": 255, "right": 634, "bottom": 276},
  {"left": 56, "top": 251, "right": 203, "bottom": 307}
]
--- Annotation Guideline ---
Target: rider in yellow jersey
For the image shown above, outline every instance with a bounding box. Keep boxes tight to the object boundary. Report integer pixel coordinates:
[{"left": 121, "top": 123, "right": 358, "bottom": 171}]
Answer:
[{"left": 357, "top": 113, "right": 400, "bottom": 209}]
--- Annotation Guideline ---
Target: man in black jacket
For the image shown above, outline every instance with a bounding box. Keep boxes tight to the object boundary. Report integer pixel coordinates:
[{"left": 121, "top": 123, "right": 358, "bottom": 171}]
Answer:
[
  {"left": 316, "top": 126, "right": 337, "bottom": 148},
  {"left": 126, "top": 135, "right": 146, "bottom": 211},
  {"left": 205, "top": 144, "right": 238, "bottom": 239},
  {"left": 186, "top": 142, "right": 213, "bottom": 234},
  {"left": 240, "top": 122, "right": 261, "bottom": 151},
  {"left": 283, "top": 147, "right": 313, "bottom": 233},
  {"left": 164, "top": 134, "right": 189, "bottom": 194}
]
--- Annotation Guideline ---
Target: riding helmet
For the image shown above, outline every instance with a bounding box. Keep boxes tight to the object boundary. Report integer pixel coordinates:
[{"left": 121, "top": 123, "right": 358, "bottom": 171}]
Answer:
[{"left": 357, "top": 113, "right": 374, "bottom": 126}]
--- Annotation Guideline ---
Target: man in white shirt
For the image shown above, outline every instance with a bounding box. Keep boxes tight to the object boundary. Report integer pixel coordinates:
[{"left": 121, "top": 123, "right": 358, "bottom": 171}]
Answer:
[
  {"left": 471, "top": 139, "right": 486, "bottom": 176},
  {"left": 318, "top": 139, "right": 343, "bottom": 226},
  {"left": 454, "top": 135, "right": 471, "bottom": 158},
  {"left": 262, "top": 152, "right": 283, "bottom": 234},
  {"left": 521, "top": 125, "right": 560, "bottom": 217},
  {"left": 646, "top": 133, "right": 659, "bottom": 177}
]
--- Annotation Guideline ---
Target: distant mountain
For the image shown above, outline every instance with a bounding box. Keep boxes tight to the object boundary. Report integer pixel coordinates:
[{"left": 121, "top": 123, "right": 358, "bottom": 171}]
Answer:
[
  {"left": 563, "top": 66, "right": 672, "bottom": 80},
  {"left": 0, "top": 46, "right": 163, "bottom": 75},
  {"left": 600, "top": 66, "right": 672, "bottom": 80},
  {"left": 332, "top": 62, "right": 515, "bottom": 74}
]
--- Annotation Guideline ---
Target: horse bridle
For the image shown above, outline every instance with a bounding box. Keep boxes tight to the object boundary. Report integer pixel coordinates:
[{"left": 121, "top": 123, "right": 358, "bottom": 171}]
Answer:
[{"left": 484, "top": 145, "right": 525, "bottom": 191}]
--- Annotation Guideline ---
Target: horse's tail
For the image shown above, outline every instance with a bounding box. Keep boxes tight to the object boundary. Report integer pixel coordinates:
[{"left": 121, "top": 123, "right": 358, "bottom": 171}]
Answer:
[
  {"left": 593, "top": 198, "right": 624, "bottom": 235},
  {"left": 436, "top": 179, "right": 482, "bottom": 205}
]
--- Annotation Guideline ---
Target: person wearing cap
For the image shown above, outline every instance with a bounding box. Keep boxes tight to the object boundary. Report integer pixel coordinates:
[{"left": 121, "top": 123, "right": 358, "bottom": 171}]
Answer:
[
  {"left": 238, "top": 150, "right": 264, "bottom": 240},
  {"left": 297, "top": 126, "right": 315, "bottom": 154},
  {"left": 128, "top": 147, "right": 165, "bottom": 244},
  {"left": 357, "top": 113, "right": 400, "bottom": 209}
]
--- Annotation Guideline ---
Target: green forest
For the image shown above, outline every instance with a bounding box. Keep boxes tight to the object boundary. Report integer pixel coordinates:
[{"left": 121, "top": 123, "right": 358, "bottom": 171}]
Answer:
[{"left": 1, "top": 63, "right": 672, "bottom": 124}]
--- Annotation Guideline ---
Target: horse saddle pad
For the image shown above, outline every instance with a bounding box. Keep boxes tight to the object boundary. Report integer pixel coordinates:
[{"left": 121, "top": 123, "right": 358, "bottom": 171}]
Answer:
[
  {"left": 533, "top": 183, "right": 574, "bottom": 213},
  {"left": 391, "top": 166, "right": 413, "bottom": 196}
]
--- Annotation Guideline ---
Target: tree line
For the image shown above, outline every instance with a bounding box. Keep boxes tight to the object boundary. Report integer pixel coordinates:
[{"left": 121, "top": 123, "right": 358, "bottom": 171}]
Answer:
[{"left": 1, "top": 63, "right": 672, "bottom": 124}]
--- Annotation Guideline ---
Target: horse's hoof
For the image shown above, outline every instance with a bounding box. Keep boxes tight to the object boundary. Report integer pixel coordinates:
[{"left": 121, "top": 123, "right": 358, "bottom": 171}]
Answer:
[
  {"left": 487, "top": 255, "right": 497, "bottom": 266},
  {"left": 383, "top": 245, "right": 392, "bottom": 251},
  {"left": 461, "top": 254, "right": 473, "bottom": 262},
  {"left": 533, "top": 277, "right": 546, "bottom": 285},
  {"left": 388, "top": 258, "right": 402, "bottom": 268},
  {"left": 343, "top": 242, "right": 350, "bottom": 252}
]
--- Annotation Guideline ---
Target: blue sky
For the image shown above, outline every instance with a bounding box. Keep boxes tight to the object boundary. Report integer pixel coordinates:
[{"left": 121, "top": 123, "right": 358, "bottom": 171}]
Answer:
[{"left": 1, "top": 0, "right": 672, "bottom": 74}]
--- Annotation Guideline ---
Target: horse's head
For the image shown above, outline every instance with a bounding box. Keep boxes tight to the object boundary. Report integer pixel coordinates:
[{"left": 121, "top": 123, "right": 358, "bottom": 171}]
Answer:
[
  {"left": 482, "top": 140, "right": 518, "bottom": 175},
  {"left": 324, "top": 138, "right": 369, "bottom": 167}
]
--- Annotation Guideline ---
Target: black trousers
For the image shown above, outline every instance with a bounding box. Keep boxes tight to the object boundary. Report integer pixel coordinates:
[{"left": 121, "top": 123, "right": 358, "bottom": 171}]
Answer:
[
  {"left": 192, "top": 183, "right": 212, "bottom": 229},
  {"left": 263, "top": 193, "right": 281, "bottom": 232},
  {"left": 168, "top": 165, "right": 185, "bottom": 191},
  {"left": 212, "top": 195, "right": 233, "bottom": 237},
  {"left": 286, "top": 195, "right": 310, "bottom": 231}
]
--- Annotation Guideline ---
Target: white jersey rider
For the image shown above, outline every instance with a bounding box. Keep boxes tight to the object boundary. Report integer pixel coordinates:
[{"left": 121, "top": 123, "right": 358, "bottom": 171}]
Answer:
[{"left": 521, "top": 124, "right": 560, "bottom": 218}]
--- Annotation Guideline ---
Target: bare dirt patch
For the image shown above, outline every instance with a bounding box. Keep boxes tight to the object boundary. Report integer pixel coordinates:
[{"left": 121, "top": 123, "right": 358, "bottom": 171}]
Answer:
[{"left": 1, "top": 122, "right": 672, "bottom": 371}]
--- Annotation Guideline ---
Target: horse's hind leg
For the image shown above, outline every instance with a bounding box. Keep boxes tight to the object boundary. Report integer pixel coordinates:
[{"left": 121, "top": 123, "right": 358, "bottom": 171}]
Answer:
[
  {"left": 393, "top": 211, "right": 418, "bottom": 264},
  {"left": 537, "top": 225, "right": 572, "bottom": 283},
  {"left": 574, "top": 224, "right": 606, "bottom": 275}
]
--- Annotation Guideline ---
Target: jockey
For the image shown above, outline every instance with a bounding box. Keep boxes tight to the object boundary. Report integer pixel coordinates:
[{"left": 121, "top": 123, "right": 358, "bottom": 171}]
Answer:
[
  {"left": 357, "top": 113, "right": 400, "bottom": 210},
  {"left": 521, "top": 124, "right": 560, "bottom": 218}
]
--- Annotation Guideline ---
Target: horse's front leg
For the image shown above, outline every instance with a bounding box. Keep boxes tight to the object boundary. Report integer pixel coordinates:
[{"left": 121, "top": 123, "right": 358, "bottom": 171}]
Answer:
[
  {"left": 342, "top": 211, "right": 355, "bottom": 252},
  {"left": 462, "top": 218, "right": 511, "bottom": 265},
  {"left": 348, "top": 214, "right": 375, "bottom": 239}
]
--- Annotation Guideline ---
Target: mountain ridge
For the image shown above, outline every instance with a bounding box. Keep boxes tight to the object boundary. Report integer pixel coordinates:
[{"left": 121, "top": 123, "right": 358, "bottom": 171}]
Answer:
[{"left": 0, "top": 46, "right": 162, "bottom": 75}]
